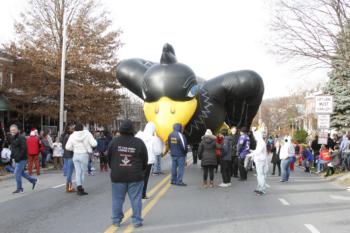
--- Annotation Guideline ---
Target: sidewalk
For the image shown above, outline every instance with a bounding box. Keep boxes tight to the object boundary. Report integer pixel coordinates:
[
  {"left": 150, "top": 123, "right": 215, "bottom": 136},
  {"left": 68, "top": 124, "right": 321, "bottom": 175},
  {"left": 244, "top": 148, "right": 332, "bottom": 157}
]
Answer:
[{"left": 0, "top": 166, "right": 55, "bottom": 182}]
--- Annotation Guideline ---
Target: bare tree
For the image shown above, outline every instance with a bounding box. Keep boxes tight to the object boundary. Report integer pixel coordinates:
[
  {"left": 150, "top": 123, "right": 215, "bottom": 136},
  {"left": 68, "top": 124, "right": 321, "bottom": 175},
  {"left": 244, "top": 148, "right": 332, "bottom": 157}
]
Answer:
[
  {"left": 3, "top": 0, "right": 123, "bottom": 125},
  {"left": 271, "top": 0, "right": 350, "bottom": 69}
]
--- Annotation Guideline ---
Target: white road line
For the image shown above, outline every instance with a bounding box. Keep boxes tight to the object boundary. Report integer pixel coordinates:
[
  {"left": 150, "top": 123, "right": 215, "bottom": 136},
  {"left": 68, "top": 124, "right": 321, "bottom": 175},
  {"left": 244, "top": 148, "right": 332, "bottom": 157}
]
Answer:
[
  {"left": 304, "top": 224, "right": 320, "bottom": 233},
  {"left": 278, "top": 198, "right": 290, "bottom": 206},
  {"left": 330, "top": 194, "right": 350, "bottom": 201},
  {"left": 52, "top": 180, "right": 76, "bottom": 189},
  {"left": 52, "top": 183, "right": 66, "bottom": 189}
]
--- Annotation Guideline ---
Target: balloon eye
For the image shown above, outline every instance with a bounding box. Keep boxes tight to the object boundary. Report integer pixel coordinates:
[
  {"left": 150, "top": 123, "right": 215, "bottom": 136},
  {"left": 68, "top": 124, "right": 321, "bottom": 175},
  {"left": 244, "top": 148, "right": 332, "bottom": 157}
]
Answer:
[{"left": 187, "top": 85, "right": 198, "bottom": 98}]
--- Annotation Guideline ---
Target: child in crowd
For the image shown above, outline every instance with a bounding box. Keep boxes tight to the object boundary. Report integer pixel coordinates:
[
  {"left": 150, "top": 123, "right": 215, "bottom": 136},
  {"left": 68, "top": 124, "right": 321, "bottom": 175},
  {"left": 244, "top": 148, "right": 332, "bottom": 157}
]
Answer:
[{"left": 52, "top": 137, "right": 63, "bottom": 170}]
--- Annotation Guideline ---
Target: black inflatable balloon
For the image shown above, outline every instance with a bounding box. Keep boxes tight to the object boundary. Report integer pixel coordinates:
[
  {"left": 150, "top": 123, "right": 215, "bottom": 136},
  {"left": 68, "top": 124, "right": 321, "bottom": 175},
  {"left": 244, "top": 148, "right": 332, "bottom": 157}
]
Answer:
[{"left": 116, "top": 44, "right": 264, "bottom": 144}]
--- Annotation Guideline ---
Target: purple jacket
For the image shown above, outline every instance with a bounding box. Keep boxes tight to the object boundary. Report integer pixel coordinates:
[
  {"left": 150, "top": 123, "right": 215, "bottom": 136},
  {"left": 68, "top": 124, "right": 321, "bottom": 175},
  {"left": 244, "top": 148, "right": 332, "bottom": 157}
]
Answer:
[{"left": 237, "top": 134, "right": 250, "bottom": 159}]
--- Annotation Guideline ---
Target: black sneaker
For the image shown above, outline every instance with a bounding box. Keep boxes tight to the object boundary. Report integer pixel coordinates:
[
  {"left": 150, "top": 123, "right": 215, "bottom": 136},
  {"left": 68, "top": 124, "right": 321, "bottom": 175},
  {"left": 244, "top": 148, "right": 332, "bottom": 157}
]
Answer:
[
  {"left": 170, "top": 181, "right": 177, "bottom": 185},
  {"left": 177, "top": 183, "right": 187, "bottom": 186},
  {"left": 142, "top": 196, "right": 149, "bottom": 200},
  {"left": 12, "top": 189, "right": 23, "bottom": 194},
  {"left": 134, "top": 223, "right": 143, "bottom": 228},
  {"left": 32, "top": 179, "right": 39, "bottom": 190}
]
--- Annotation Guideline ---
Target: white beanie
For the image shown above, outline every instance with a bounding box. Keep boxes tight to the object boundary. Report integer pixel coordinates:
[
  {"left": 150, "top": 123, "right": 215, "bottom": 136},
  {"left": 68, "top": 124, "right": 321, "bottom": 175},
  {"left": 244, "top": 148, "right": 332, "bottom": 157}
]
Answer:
[{"left": 205, "top": 129, "right": 213, "bottom": 136}]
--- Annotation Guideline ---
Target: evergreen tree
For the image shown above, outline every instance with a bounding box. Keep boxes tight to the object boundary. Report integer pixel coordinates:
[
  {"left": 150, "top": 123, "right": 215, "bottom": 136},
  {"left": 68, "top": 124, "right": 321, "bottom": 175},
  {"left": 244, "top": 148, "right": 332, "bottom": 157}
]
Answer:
[
  {"left": 325, "top": 65, "right": 350, "bottom": 129},
  {"left": 324, "top": 23, "right": 350, "bottom": 130}
]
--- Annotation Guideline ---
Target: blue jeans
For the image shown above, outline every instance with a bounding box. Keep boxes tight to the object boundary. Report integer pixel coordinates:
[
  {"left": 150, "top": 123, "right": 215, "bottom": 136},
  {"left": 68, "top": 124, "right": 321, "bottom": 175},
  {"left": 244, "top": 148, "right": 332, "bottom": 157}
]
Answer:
[
  {"left": 88, "top": 156, "right": 93, "bottom": 173},
  {"left": 63, "top": 160, "right": 67, "bottom": 176},
  {"left": 14, "top": 160, "right": 36, "bottom": 191},
  {"left": 152, "top": 154, "right": 162, "bottom": 173},
  {"left": 281, "top": 157, "right": 292, "bottom": 182},
  {"left": 111, "top": 181, "right": 144, "bottom": 225},
  {"left": 317, "top": 159, "right": 328, "bottom": 172},
  {"left": 64, "top": 158, "right": 74, "bottom": 183},
  {"left": 5, "top": 165, "right": 15, "bottom": 173},
  {"left": 171, "top": 156, "right": 186, "bottom": 184},
  {"left": 73, "top": 153, "right": 89, "bottom": 186}
]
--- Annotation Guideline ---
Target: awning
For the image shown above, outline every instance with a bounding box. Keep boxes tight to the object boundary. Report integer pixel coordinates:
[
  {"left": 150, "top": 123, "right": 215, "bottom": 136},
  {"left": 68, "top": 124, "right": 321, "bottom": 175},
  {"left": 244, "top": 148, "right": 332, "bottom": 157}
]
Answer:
[{"left": 0, "top": 95, "right": 9, "bottom": 111}]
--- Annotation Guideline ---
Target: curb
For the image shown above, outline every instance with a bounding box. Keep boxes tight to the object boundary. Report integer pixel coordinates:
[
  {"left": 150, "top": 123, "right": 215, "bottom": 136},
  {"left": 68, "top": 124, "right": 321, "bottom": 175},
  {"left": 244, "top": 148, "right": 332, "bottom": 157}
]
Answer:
[{"left": 0, "top": 167, "right": 55, "bottom": 182}]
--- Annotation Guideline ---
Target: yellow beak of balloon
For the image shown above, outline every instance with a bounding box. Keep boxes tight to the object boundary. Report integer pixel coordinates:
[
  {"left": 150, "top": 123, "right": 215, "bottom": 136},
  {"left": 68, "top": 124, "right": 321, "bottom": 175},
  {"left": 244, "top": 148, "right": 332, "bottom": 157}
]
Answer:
[{"left": 144, "top": 97, "right": 197, "bottom": 142}]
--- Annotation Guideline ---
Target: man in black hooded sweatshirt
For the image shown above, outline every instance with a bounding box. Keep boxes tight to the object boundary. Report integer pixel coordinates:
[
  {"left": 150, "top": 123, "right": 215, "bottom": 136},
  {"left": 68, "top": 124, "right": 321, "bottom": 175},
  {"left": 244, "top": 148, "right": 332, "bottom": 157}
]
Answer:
[{"left": 108, "top": 119, "right": 148, "bottom": 228}]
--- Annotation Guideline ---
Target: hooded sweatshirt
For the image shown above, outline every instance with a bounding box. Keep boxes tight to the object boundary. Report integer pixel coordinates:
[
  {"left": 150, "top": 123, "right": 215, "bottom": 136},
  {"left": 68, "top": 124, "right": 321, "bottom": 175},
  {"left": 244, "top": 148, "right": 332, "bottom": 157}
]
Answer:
[
  {"left": 168, "top": 123, "right": 188, "bottom": 157},
  {"left": 65, "top": 130, "right": 97, "bottom": 154},
  {"left": 248, "top": 131, "right": 267, "bottom": 163},
  {"left": 279, "top": 137, "right": 295, "bottom": 160},
  {"left": 136, "top": 122, "right": 164, "bottom": 164}
]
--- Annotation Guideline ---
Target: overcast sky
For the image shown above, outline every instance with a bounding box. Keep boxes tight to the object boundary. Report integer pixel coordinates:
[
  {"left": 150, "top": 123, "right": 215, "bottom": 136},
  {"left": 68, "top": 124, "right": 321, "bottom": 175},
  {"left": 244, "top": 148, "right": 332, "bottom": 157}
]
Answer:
[{"left": 0, "top": 0, "right": 328, "bottom": 99}]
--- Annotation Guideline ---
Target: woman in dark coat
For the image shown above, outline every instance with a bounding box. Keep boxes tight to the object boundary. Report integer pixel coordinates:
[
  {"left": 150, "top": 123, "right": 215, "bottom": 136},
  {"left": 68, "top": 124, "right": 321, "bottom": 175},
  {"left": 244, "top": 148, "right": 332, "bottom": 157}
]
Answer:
[
  {"left": 271, "top": 140, "right": 281, "bottom": 176},
  {"left": 198, "top": 129, "right": 217, "bottom": 188}
]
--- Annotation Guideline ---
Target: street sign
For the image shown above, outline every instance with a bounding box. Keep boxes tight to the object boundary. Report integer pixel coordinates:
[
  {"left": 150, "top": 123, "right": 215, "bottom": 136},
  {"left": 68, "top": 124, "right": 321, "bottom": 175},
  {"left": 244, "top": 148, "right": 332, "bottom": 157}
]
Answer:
[
  {"left": 318, "top": 132, "right": 328, "bottom": 145},
  {"left": 317, "top": 114, "right": 330, "bottom": 129},
  {"left": 315, "top": 96, "right": 333, "bottom": 114}
]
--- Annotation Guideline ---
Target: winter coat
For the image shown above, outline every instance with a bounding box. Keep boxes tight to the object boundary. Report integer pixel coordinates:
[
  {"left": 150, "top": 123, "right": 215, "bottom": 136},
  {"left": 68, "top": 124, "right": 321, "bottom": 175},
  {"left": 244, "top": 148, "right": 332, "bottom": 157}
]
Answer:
[
  {"left": 320, "top": 148, "right": 331, "bottom": 161},
  {"left": 62, "top": 133, "right": 74, "bottom": 159},
  {"left": 65, "top": 130, "right": 97, "bottom": 154},
  {"left": 136, "top": 122, "right": 164, "bottom": 164},
  {"left": 302, "top": 149, "right": 313, "bottom": 161},
  {"left": 96, "top": 137, "right": 110, "bottom": 153},
  {"left": 41, "top": 135, "right": 53, "bottom": 153},
  {"left": 198, "top": 135, "right": 217, "bottom": 166},
  {"left": 10, "top": 133, "right": 27, "bottom": 162},
  {"left": 271, "top": 146, "right": 281, "bottom": 163},
  {"left": 108, "top": 134, "right": 148, "bottom": 183},
  {"left": 221, "top": 135, "right": 233, "bottom": 161},
  {"left": 26, "top": 135, "right": 41, "bottom": 155},
  {"left": 168, "top": 123, "right": 188, "bottom": 157},
  {"left": 237, "top": 133, "right": 250, "bottom": 159},
  {"left": 231, "top": 133, "right": 240, "bottom": 157},
  {"left": 52, "top": 142, "right": 63, "bottom": 157}
]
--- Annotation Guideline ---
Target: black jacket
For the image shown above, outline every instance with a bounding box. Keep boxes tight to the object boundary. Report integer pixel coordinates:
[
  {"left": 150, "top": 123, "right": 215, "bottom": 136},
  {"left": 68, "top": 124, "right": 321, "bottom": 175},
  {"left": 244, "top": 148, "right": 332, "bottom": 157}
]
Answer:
[
  {"left": 62, "top": 133, "right": 74, "bottom": 159},
  {"left": 10, "top": 133, "right": 27, "bottom": 162},
  {"left": 271, "top": 146, "right": 281, "bottom": 163},
  {"left": 221, "top": 135, "right": 233, "bottom": 161},
  {"left": 108, "top": 135, "right": 148, "bottom": 183}
]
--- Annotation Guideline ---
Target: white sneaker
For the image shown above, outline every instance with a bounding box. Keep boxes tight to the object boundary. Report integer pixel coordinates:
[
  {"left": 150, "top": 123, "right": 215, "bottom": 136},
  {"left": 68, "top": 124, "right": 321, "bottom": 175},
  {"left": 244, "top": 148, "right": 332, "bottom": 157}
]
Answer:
[
  {"left": 227, "top": 183, "right": 232, "bottom": 187},
  {"left": 219, "top": 183, "right": 228, "bottom": 188}
]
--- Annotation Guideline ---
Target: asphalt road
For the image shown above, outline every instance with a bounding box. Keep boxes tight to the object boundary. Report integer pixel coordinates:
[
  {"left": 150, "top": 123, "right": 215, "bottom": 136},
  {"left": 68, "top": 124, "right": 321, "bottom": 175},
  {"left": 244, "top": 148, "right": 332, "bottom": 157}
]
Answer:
[{"left": 1, "top": 154, "right": 350, "bottom": 233}]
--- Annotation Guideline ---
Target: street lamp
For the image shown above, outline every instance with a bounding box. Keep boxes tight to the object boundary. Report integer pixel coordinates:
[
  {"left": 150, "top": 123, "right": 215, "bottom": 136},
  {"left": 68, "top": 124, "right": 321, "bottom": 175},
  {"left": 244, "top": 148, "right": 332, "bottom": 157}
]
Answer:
[{"left": 59, "top": 8, "right": 67, "bottom": 136}]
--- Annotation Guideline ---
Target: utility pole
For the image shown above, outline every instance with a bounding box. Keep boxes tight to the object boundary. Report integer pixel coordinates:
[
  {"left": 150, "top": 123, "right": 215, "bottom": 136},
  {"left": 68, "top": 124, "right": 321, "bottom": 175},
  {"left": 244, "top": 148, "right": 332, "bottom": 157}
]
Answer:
[{"left": 59, "top": 4, "right": 67, "bottom": 136}]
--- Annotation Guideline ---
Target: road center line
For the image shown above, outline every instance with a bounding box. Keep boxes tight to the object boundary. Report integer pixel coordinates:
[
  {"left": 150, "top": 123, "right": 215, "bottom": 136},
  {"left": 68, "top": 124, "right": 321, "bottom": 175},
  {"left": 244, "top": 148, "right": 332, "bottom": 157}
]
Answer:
[
  {"left": 278, "top": 198, "right": 290, "bottom": 206},
  {"left": 123, "top": 182, "right": 172, "bottom": 233},
  {"left": 52, "top": 183, "right": 66, "bottom": 189},
  {"left": 103, "top": 174, "right": 171, "bottom": 233},
  {"left": 304, "top": 224, "right": 320, "bottom": 233}
]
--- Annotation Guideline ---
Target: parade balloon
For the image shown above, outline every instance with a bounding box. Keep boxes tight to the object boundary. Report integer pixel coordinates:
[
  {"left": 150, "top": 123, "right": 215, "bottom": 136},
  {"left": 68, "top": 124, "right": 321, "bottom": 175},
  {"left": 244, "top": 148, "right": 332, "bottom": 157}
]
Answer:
[{"left": 116, "top": 44, "right": 264, "bottom": 144}]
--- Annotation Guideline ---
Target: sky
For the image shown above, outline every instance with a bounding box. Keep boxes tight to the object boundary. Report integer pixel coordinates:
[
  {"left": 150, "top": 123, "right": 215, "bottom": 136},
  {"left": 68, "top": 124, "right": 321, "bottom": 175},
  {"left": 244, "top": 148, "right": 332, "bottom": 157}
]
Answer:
[{"left": 0, "top": 0, "right": 329, "bottom": 99}]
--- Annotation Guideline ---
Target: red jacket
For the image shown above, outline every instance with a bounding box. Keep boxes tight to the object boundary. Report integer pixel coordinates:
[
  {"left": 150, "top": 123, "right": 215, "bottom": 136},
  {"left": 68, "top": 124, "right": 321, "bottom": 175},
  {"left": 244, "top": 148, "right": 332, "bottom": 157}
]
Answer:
[
  {"left": 320, "top": 148, "right": 331, "bottom": 161},
  {"left": 26, "top": 136, "right": 41, "bottom": 155},
  {"left": 216, "top": 136, "right": 224, "bottom": 157}
]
